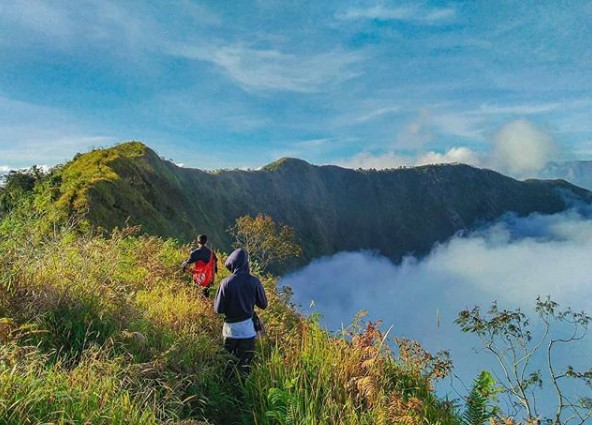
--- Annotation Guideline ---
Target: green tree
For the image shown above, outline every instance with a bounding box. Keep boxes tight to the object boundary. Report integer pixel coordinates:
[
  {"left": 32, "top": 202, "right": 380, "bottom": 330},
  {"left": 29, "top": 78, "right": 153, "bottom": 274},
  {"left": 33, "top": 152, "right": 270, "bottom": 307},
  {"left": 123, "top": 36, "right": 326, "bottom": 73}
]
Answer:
[
  {"left": 0, "top": 166, "right": 46, "bottom": 215},
  {"left": 456, "top": 297, "right": 592, "bottom": 425},
  {"left": 462, "top": 371, "right": 500, "bottom": 425},
  {"left": 228, "top": 214, "right": 302, "bottom": 271}
]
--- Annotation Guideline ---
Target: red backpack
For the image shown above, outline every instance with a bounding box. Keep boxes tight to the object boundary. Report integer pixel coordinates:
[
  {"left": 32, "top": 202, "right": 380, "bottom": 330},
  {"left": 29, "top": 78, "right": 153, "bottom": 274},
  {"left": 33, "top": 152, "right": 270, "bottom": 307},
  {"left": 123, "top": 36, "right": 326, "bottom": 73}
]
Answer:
[{"left": 192, "top": 250, "right": 216, "bottom": 287}]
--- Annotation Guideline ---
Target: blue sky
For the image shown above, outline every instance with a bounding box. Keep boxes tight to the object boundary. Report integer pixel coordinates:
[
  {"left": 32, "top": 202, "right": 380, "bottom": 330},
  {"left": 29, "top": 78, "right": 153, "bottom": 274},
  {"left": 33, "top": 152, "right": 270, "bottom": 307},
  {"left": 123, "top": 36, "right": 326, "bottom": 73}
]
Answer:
[{"left": 1, "top": 0, "right": 591, "bottom": 173}]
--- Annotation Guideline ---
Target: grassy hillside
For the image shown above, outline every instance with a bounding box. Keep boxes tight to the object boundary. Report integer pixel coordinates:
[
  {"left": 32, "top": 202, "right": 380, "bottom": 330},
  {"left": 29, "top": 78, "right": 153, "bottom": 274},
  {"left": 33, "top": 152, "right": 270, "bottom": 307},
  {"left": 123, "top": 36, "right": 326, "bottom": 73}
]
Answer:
[
  {"left": 47, "top": 142, "right": 592, "bottom": 270},
  {"left": 0, "top": 187, "right": 462, "bottom": 424}
]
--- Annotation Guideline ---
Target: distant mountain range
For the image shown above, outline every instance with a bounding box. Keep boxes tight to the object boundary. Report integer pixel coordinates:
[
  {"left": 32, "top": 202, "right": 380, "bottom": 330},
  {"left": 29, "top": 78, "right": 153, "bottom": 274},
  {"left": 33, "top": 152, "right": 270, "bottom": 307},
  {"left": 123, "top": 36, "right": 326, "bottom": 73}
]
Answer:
[
  {"left": 541, "top": 161, "right": 592, "bottom": 191},
  {"left": 48, "top": 142, "right": 592, "bottom": 268}
]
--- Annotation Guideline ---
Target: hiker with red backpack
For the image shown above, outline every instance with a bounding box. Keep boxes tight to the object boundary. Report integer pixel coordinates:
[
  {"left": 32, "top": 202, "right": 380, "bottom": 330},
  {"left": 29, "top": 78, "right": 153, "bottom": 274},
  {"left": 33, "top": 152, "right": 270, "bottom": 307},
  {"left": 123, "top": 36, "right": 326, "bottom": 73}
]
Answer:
[{"left": 181, "top": 234, "right": 218, "bottom": 297}]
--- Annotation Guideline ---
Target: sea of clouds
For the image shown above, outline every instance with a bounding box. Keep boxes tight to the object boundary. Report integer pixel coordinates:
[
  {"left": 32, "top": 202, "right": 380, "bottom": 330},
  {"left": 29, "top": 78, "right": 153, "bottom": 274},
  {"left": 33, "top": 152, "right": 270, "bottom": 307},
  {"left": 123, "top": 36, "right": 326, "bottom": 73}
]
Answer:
[{"left": 281, "top": 205, "right": 592, "bottom": 414}]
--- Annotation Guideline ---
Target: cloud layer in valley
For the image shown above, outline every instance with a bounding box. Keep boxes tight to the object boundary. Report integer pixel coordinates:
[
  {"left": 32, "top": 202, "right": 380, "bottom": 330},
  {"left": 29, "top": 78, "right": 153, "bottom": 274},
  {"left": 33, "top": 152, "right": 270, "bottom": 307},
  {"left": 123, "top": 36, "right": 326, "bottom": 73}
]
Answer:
[{"left": 281, "top": 206, "right": 592, "bottom": 413}]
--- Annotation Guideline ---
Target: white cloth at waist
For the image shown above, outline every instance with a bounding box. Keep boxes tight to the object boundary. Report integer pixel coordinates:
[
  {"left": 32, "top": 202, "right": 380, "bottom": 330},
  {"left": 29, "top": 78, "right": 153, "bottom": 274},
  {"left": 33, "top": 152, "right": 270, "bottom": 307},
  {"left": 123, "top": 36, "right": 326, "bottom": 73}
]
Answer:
[{"left": 222, "top": 317, "right": 256, "bottom": 339}]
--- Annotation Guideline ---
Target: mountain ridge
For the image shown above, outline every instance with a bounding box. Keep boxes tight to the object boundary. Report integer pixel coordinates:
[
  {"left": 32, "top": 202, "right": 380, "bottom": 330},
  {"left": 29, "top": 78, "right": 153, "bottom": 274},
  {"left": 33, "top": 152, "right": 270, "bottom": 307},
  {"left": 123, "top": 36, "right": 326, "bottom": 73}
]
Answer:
[
  {"left": 53, "top": 142, "right": 592, "bottom": 267},
  {"left": 541, "top": 160, "right": 592, "bottom": 191}
]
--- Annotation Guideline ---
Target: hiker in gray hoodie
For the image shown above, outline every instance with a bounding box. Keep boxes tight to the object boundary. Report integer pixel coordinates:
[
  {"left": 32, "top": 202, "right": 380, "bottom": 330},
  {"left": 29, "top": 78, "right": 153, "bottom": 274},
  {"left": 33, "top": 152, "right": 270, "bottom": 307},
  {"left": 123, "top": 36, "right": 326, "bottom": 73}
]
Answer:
[{"left": 214, "top": 248, "right": 267, "bottom": 375}]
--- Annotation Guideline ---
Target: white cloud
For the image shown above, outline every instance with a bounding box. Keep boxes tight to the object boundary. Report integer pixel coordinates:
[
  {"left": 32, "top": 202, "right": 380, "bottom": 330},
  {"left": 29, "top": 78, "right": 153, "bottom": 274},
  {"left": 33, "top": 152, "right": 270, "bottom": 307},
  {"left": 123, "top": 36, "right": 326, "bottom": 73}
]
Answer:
[
  {"left": 395, "top": 99, "right": 592, "bottom": 150},
  {"left": 0, "top": 1, "right": 217, "bottom": 54},
  {"left": 330, "top": 101, "right": 402, "bottom": 129},
  {"left": 390, "top": 99, "right": 592, "bottom": 150},
  {"left": 354, "top": 106, "right": 401, "bottom": 124},
  {"left": 431, "top": 112, "right": 484, "bottom": 140},
  {"left": 336, "top": 117, "right": 558, "bottom": 177},
  {"left": 570, "top": 140, "right": 592, "bottom": 158},
  {"left": 392, "top": 108, "right": 485, "bottom": 149},
  {"left": 490, "top": 119, "right": 559, "bottom": 177},
  {"left": 294, "top": 138, "right": 331, "bottom": 148},
  {"left": 466, "top": 99, "right": 592, "bottom": 122},
  {"left": 287, "top": 207, "right": 592, "bottom": 324},
  {"left": 0, "top": 0, "right": 75, "bottom": 44},
  {"left": 473, "top": 102, "right": 565, "bottom": 115},
  {"left": 396, "top": 108, "right": 434, "bottom": 148},
  {"left": 416, "top": 147, "right": 482, "bottom": 166},
  {"left": 337, "top": 147, "right": 482, "bottom": 170},
  {"left": 170, "top": 43, "right": 363, "bottom": 92},
  {"left": 0, "top": 96, "right": 117, "bottom": 168},
  {"left": 338, "top": 4, "right": 456, "bottom": 24},
  {"left": 283, "top": 208, "right": 592, "bottom": 414},
  {"left": 335, "top": 117, "right": 563, "bottom": 178},
  {"left": 0, "top": 134, "right": 116, "bottom": 165},
  {"left": 336, "top": 151, "right": 411, "bottom": 169}
]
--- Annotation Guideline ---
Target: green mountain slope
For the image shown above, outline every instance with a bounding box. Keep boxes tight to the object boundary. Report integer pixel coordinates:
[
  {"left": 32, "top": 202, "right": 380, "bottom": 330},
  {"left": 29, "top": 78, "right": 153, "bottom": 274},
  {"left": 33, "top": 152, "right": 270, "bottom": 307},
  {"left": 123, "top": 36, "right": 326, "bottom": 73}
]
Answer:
[{"left": 56, "top": 141, "right": 592, "bottom": 264}]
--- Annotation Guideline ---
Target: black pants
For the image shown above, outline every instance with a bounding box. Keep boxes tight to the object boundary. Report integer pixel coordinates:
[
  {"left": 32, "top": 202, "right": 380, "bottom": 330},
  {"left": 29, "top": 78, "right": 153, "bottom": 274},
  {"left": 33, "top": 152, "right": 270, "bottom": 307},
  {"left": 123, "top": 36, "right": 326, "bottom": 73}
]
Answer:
[{"left": 224, "top": 337, "right": 256, "bottom": 377}]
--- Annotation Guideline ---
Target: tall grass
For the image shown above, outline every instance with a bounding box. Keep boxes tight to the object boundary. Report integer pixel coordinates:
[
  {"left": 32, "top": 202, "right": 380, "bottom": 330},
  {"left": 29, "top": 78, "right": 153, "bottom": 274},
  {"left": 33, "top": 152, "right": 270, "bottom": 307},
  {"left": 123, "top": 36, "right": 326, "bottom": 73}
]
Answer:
[
  {"left": 0, "top": 198, "right": 462, "bottom": 424},
  {"left": 0, "top": 343, "right": 161, "bottom": 425},
  {"left": 0, "top": 205, "right": 239, "bottom": 423},
  {"left": 242, "top": 317, "right": 459, "bottom": 425}
]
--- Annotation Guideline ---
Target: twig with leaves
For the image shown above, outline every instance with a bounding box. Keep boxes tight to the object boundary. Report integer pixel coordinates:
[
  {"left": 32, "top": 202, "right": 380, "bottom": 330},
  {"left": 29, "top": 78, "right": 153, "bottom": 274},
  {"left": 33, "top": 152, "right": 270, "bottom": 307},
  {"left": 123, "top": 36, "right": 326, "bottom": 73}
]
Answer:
[{"left": 456, "top": 296, "right": 592, "bottom": 425}]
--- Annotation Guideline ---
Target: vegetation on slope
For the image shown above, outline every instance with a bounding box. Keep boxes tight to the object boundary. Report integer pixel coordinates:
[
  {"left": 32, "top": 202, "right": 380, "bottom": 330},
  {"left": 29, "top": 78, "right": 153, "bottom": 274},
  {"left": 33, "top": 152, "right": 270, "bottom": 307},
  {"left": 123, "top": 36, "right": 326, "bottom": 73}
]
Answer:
[
  {"left": 0, "top": 172, "right": 462, "bottom": 424},
  {"left": 38, "top": 142, "right": 592, "bottom": 272}
]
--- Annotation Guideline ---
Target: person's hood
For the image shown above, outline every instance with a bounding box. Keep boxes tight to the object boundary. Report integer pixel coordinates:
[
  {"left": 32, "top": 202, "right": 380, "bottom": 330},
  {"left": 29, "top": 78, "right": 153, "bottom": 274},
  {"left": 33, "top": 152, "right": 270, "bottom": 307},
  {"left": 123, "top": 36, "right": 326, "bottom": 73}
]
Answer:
[{"left": 225, "top": 248, "right": 250, "bottom": 274}]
